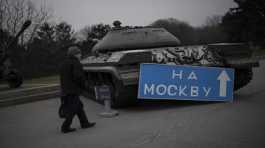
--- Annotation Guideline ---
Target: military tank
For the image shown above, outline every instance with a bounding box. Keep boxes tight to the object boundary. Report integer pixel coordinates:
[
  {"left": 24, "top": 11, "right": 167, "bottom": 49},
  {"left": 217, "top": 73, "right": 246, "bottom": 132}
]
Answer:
[
  {"left": 81, "top": 23, "right": 260, "bottom": 107},
  {"left": 0, "top": 20, "right": 31, "bottom": 88}
]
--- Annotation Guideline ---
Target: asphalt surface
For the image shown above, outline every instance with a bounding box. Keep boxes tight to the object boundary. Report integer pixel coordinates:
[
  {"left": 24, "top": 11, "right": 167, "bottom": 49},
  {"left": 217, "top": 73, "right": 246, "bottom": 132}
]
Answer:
[{"left": 0, "top": 62, "right": 265, "bottom": 148}]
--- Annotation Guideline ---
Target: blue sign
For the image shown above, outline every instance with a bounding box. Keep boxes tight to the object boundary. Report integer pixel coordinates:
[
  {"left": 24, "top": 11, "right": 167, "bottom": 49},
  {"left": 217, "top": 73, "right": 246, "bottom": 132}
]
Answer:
[{"left": 138, "top": 64, "right": 234, "bottom": 101}]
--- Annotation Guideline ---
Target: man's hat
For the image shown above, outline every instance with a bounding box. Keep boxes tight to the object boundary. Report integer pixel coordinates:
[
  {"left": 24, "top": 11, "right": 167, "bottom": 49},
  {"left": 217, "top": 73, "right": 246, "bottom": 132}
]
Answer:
[{"left": 67, "top": 46, "right": 81, "bottom": 56}]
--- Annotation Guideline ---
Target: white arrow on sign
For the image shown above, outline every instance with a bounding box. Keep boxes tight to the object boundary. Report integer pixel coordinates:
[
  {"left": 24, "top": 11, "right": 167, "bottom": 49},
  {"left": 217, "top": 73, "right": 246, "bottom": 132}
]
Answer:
[{"left": 217, "top": 70, "right": 231, "bottom": 97}]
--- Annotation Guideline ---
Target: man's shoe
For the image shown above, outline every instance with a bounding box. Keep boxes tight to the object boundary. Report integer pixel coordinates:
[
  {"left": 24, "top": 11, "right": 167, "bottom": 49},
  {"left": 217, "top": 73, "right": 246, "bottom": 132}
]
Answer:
[
  {"left": 61, "top": 128, "right": 76, "bottom": 133},
  {"left": 81, "top": 122, "right": 96, "bottom": 129}
]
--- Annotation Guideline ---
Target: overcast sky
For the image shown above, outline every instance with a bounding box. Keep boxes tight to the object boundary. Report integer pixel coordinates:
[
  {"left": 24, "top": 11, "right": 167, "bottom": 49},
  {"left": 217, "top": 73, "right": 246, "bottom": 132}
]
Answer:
[{"left": 35, "top": 0, "right": 237, "bottom": 30}]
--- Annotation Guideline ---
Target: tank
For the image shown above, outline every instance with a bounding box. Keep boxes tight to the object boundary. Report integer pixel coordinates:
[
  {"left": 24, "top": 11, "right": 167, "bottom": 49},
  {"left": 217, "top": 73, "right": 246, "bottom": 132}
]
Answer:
[
  {"left": 0, "top": 20, "right": 31, "bottom": 88},
  {"left": 81, "top": 25, "right": 261, "bottom": 107}
]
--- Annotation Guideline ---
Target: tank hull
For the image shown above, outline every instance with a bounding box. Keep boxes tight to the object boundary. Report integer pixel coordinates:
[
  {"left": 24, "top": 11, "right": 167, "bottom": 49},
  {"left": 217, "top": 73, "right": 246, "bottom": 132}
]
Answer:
[
  {"left": 82, "top": 44, "right": 260, "bottom": 107},
  {"left": 81, "top": 27, "right": 261, "bottom": 107}
]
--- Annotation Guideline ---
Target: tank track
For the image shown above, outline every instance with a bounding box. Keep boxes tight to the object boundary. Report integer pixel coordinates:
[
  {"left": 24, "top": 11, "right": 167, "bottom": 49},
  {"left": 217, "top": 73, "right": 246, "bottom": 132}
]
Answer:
[{"left": 234, "top": 68, "right": 253, "bottom": 91}]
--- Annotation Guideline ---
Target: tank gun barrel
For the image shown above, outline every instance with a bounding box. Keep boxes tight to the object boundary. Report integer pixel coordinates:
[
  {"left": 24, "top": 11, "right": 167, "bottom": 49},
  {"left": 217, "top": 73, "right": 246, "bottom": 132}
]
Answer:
[
  {"left": 8, "top": 20, "right": 31, "bottom": 48},
  {"left": 0, "top": 20, "right": 31, "bottom": 63}
]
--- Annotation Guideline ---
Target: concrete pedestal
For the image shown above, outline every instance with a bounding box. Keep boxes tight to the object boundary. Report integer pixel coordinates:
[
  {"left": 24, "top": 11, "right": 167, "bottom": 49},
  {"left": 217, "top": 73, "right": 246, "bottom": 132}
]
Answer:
[{"left": 99, "top": 100, "right": 119, "bottom": 118}]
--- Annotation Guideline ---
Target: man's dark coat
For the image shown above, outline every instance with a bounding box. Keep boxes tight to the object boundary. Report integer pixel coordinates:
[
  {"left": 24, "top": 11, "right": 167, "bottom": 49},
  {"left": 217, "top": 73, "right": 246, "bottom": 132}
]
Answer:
[{"left": 60, "top": 55, "right": 85, "bottom": 96}]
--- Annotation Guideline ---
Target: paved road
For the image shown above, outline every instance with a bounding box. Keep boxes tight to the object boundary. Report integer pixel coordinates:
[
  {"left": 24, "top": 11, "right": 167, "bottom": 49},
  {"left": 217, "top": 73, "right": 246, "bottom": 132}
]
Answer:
[{"left": 1, "top": 62, "right": 265, "bottom": 148}]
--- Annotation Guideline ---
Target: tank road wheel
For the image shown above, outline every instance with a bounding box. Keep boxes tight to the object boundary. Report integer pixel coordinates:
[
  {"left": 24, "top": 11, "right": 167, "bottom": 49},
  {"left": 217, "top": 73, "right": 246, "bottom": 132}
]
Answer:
[
  {"left": 7, "top": 71, "right": 23, "bottom": 88},
  {"left": 103, "top": 74, "right": 135, "bottom": 108},
  {"left": 234, "top": 68, "right": 253, "bottom": 91},
  {"left": 83, "top": 72, "right": 100, "bottom": 101},
  {"left": 111, "top": 84, "right": 138, "bottom": 108}
]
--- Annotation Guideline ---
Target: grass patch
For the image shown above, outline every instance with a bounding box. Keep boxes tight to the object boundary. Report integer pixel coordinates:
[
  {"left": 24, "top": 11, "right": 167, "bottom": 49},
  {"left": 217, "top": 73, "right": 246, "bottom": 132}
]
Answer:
[{"left": 24, "top": 75, "right": 59, "bottom": 85}]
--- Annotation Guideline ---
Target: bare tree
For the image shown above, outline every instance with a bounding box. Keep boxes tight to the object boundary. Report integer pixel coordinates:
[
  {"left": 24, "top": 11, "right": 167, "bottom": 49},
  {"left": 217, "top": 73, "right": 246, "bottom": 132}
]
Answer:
[
  {"left": 204, "top": 15, "right": 223, "bottom": 27},
  {"left": 76, "top": 25, "right": 92, "bottom": 41},
  {"left": 77, "top": 23, "right": 111, "bottom": 41},
  {"left": 0, "top": 0, "right": 53, "bottom": 44}
]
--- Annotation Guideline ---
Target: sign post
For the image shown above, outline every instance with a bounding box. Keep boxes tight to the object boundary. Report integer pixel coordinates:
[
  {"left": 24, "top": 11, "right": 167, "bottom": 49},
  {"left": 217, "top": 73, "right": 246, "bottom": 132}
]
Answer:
[
  {"left": 95, "top": 85, "right": 119, "bottom": 117},
  {"left": 138, "top": 64, "right": 234, "bottom": 101}
]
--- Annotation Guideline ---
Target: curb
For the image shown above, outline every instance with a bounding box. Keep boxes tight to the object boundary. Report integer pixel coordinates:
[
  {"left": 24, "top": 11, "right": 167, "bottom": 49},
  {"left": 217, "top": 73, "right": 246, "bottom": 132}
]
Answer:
[
  {"left": 0, "top": 85, "right": 60, "bottom": 108},
  {"left": 0, "top": 84, "right": 59, "bottom": 100}
]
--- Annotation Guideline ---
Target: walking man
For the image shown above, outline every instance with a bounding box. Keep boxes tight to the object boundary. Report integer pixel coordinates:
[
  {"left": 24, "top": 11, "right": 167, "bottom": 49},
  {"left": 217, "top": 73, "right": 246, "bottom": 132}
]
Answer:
[{"left": 60, "top": 46, "right": 95, "bottom": 133}]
